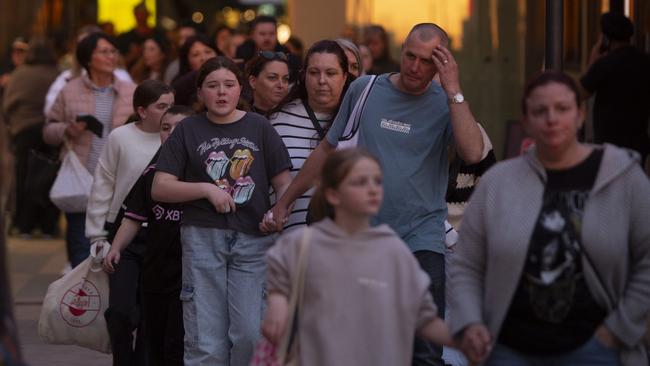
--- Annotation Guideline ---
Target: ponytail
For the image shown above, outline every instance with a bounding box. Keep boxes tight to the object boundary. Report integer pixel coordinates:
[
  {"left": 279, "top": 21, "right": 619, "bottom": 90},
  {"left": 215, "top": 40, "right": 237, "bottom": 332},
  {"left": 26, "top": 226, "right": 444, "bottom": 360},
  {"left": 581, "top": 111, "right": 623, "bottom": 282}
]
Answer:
[
  {"left": 124, "top": 113, "right": 140, "bottom": 124},
  {"left": 308, "top": 182, "right": 333, "bottom": 223}
]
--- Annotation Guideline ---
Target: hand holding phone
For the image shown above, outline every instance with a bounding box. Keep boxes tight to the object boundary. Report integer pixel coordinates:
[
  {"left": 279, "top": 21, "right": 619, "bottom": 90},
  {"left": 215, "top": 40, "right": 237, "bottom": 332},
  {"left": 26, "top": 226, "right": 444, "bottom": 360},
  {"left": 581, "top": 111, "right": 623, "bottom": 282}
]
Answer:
[
  {"left": 64, "top": 119, "right": 86, "bottom": 140},
  {"left": 76, "top": 114, "right": 104, "bottom": 138}
]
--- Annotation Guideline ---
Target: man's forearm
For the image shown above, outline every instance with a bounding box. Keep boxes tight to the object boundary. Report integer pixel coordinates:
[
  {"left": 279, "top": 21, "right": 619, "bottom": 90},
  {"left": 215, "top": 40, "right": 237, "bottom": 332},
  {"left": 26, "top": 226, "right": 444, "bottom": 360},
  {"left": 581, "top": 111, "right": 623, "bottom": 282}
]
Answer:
[
  {"left": 449, "top": 101, "right": 483, "bottom": 164},
  {"left": 276, "top": 140, "right": 334, "bottom": 208}
]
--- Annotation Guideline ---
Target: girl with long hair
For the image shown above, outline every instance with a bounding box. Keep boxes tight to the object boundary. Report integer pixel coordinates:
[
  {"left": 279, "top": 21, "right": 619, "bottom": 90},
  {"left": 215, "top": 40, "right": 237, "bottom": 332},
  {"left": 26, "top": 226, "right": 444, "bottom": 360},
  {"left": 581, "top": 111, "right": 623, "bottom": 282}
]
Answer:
[
  {"left": 263, "top": 148, "right": 452, "bottom": 365},
  {"left": 152, "top": 56, "right": 292, "bottom": 365},
  {"left": 86, "top": 79, "right": 174, "bottom": 364}
]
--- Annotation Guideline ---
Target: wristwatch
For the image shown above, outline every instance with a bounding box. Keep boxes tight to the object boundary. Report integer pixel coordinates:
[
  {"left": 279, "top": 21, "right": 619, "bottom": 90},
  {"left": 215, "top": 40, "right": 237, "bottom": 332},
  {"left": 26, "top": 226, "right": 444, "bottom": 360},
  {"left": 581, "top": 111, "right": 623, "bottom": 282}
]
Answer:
[{"left": 449, "top": 92, "right": 465, "bottom": 104}]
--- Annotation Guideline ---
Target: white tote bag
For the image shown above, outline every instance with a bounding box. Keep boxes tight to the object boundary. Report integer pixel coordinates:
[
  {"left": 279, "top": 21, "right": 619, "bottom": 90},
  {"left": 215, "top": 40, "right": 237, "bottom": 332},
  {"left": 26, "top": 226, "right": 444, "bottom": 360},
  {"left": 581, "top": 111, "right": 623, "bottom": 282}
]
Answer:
[
  {"left": 38, "top": 244, "right": 111, "bottom": 354},
  {"left": 337, "top": 75, "right": 377, "bottom": 150},
  {"left": 49, "top": 149, "right": 92, "bottom": 213}
]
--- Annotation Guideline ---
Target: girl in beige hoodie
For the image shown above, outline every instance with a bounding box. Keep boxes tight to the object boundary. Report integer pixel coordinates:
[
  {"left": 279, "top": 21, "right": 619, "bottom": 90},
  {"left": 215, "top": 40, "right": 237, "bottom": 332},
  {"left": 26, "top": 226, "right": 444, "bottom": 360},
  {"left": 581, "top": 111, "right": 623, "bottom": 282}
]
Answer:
[{"left": 262, "top": 148, "right": 453, "bottom": 366}]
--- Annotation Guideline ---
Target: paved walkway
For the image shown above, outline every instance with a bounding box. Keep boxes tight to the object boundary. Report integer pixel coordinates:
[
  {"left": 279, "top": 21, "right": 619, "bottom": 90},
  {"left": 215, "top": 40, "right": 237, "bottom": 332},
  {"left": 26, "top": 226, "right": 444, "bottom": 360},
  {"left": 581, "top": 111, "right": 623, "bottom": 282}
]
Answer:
[{"left": 8, "top": 236, "right": 111, "bottom": 365}]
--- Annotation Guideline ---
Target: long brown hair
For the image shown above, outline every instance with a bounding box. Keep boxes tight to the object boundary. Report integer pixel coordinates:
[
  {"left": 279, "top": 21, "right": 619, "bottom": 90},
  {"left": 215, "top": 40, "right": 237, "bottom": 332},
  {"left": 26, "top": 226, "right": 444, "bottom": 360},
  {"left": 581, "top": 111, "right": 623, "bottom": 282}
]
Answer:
[
  {"left": 309, "top": 148, "right": 380, "bottom": 222},
  {"left": 129, "top": 34, "right": 172, "bottom": 83},
  {"left": 272, "top": 40, "right": 355, "bottom": 121}
]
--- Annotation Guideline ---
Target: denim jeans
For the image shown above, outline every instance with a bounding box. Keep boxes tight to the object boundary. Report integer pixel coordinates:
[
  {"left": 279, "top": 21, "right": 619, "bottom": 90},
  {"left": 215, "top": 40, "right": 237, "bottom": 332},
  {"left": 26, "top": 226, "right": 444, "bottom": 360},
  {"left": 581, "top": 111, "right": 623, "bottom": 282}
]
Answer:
[
  {"left": 486, "top": 337, "right": 621, "bottom": 366},
  {"left": 180, "top": 226, "right": 274, "bottom": 366},
  {"left": 64, "top": 212, "right": 91, "bottom": 268},
  {"left": 412, "top": 250, "right": 446, "bottom": 366}
]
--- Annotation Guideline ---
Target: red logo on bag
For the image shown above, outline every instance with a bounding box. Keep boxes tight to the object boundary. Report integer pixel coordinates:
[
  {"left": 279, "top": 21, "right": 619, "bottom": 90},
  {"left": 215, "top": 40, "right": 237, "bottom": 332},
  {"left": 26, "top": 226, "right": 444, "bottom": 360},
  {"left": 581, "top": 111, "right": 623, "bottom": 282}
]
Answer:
[{"left": 59, "top": 278, "right": 102, "bottom": 327}]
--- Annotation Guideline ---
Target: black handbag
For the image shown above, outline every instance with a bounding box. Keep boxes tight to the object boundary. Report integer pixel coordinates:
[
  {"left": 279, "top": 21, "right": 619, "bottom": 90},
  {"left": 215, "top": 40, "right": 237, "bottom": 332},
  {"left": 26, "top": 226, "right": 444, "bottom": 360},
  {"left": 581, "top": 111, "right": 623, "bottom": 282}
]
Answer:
[{"left": 24, "top": 148, "right": 60, "bottom": 207}]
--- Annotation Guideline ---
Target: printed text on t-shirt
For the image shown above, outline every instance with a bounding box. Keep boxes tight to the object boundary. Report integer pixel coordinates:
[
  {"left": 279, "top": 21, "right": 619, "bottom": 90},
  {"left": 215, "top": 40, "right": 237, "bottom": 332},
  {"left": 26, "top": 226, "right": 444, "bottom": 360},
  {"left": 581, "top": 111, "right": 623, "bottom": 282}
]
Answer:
[
  {"left": 197, "top": 137, "right": 260, "bottom": 155},
  {"left": 380, "top": 118, "right": 411, "bottom": 134},
  {"left": 152, "top": 204, "right": 182, "bottom": 221}
]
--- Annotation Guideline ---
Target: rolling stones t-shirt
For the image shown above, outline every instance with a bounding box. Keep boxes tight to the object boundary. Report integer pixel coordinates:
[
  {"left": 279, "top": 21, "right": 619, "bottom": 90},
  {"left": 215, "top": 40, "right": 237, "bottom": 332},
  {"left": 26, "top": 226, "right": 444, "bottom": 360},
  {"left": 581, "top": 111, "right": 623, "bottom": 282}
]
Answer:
[{"left": 156, "top": 112, "right": 292, "bottom": 235}]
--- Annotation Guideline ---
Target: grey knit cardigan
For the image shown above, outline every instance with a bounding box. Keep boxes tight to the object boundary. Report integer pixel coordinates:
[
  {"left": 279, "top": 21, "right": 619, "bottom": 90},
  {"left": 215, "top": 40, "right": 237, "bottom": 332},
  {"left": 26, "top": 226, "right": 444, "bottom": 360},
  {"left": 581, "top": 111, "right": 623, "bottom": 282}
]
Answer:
[{"left": 450, "top": 144, "right": 650, "bottom": 366}]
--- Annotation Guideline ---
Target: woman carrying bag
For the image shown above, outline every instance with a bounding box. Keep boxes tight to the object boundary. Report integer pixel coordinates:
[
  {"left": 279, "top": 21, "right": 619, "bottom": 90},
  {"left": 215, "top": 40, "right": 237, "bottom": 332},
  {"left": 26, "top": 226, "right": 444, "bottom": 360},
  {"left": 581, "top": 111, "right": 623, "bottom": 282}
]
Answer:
[{"left": 43, "top": 32, "right": 135, "bottom": 268}]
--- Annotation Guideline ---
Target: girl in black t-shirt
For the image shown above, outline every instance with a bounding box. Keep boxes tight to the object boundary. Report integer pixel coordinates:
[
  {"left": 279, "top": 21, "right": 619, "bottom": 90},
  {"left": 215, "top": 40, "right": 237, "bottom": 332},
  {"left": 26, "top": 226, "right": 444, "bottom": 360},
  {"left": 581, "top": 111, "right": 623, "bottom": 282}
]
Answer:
[
  {"left": 103, "top": 106, "right": 193, "bottom": 365},
  {"left": 152, "top": 57, "right": 292, "bottom": 365}
]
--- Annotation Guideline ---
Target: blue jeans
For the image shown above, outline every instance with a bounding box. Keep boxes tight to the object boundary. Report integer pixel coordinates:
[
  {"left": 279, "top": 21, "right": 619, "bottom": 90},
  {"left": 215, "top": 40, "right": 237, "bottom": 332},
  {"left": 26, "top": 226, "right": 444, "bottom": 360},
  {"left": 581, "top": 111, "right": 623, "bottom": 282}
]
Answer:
[
  {"left": 413, "top": 250, "right": 446, "bottom": 366},
  {"left": 486, "top": 337, "right": 621, "bottom": 366},
  {"left": 180, "top": 226, "right": 274, "bottom": 366},
  {"left": 65, "top": 212, "right": 91, "bottom": 268}
]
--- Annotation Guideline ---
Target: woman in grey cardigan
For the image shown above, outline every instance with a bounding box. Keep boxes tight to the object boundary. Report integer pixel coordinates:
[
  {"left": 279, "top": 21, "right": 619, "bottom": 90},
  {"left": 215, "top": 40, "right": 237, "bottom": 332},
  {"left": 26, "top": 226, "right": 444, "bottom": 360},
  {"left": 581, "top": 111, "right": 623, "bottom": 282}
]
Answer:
[{"left": 450, "top": 71, "right": 650, "bottom": 366}]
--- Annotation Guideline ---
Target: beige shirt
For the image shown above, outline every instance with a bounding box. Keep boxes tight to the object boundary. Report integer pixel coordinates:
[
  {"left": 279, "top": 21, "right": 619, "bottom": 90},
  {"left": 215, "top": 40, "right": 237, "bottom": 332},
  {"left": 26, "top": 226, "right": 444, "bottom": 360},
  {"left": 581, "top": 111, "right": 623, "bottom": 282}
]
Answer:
[{"left": 267, "top": 219, "right": 437, "bottom": 366}]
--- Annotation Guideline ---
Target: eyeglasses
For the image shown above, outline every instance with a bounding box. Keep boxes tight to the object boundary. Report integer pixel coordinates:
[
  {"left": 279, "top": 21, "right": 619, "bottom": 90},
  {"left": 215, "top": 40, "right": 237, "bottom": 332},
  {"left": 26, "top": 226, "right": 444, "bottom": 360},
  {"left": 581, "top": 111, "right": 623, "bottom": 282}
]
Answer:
[
  {"left": 94, "top": 48, "right": 119, "bottom": 57},
  {"left": 258, "top": 51, "right": 288, "bottom": 61}
]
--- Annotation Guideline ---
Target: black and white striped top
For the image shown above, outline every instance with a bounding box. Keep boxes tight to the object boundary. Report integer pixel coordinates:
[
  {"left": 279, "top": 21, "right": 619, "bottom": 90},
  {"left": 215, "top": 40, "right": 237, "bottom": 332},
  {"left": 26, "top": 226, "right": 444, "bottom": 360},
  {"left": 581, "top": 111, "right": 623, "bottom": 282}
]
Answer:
[
  {"left": 446, "top": 123, "right": 496, "bottom": 230},
  {"left": 86, "top": 86, "right": 115, "bottom": 174},
  {"left": 269, "top": 99, "right": 332, "bottom": 230}
]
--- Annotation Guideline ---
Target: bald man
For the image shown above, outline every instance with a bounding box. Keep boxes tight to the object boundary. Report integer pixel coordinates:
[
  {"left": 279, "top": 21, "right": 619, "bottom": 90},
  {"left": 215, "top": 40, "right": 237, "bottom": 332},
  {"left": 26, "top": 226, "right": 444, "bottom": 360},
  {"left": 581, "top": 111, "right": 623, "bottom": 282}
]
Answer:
[{"left": 267, "top": 23, "right": 484, "bottom": 365}]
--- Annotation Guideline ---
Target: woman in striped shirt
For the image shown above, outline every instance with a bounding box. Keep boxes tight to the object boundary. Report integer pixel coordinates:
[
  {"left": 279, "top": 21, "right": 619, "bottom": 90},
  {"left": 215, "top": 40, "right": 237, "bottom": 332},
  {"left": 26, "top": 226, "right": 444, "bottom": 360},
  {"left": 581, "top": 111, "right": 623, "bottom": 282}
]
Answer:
[{"left": 268, "top": 40, "right": 354, "bottom": 230}]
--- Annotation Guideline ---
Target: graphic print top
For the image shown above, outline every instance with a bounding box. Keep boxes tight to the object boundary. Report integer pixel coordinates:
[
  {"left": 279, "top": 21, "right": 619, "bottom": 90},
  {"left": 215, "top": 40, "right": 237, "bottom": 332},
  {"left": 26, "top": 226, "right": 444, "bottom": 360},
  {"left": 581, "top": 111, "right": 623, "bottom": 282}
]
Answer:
[
  {"left": 156, "top": 112, "right": 292, "bottom": 235},
  {"left": 499, "top": 148, "right": 606, "bottom": 355}
]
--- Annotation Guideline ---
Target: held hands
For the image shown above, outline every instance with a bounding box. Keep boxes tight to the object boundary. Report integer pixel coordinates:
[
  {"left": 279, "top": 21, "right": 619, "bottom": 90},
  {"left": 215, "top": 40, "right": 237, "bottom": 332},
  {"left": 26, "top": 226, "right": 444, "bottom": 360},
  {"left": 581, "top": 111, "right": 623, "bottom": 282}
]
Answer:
[
  {"left": 204, "top": 183, "right": 236, "bottom": 214},
  {"left": 259, "top": 203, "right": 290, "bottom": 234},
  {"left": 431, "top": 45, "right": 461, "bottom": 96},
  {"left": 594, "top": 324, "right": 621, "bottom": 349},
  {"left": 460, "top": 323, "right": 492, "bottom": 365},
  {"left": 259, "top": 210, "right": 277, "bottom": 234}
]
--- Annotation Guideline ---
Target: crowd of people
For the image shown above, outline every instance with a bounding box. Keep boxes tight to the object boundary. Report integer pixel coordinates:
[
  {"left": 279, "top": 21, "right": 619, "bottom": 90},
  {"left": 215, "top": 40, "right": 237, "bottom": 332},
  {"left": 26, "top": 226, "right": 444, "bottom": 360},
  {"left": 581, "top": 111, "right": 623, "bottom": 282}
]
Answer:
[{"left": 1, "top": 3, "right": 650, "bottom": 366}]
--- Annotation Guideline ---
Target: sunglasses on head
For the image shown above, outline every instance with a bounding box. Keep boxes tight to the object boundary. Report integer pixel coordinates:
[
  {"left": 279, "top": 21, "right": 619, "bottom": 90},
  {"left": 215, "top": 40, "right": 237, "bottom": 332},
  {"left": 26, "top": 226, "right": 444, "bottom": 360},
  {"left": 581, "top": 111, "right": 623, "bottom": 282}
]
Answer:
[{"left": 258, "top": 51, "right": 288, "bottom": 61}]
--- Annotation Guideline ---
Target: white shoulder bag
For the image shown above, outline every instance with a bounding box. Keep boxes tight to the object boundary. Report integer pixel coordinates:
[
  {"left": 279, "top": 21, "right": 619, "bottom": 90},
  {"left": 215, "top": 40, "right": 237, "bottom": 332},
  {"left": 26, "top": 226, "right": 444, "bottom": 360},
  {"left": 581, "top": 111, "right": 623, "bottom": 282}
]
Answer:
[
  {"left": 49, "top": 142, "right": 93, "bottom": 213},
  {"left": 337, "top": 75, "right": 377, "bottom": 150}
]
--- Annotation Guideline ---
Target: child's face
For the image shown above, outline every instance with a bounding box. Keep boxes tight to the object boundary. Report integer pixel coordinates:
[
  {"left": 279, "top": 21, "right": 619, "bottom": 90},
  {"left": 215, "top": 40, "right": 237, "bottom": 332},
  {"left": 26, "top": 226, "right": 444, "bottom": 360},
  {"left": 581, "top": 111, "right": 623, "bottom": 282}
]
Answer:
[
  {"left": 327, "top": 157, "right": 383, "bottom": 217},
  {"left": 160, "top": 113, "right": 187, "bottom": 143},
  {"left": 139, "top": 92, "right": 174, "bottom": 127},
  {"left": 197, "top": 68, "right": 241, "bottom": 119}
]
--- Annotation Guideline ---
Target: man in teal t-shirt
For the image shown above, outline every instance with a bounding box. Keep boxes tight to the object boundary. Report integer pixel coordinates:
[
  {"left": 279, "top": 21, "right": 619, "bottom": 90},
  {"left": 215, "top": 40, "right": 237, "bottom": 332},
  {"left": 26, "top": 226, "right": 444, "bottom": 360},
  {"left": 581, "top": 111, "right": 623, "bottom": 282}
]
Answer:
[
  {"left": 269, "top": 23, "right": 485, "bottom": 365},
  {"left": 325, "top": 73, "right": 452, "bottom": 254}
]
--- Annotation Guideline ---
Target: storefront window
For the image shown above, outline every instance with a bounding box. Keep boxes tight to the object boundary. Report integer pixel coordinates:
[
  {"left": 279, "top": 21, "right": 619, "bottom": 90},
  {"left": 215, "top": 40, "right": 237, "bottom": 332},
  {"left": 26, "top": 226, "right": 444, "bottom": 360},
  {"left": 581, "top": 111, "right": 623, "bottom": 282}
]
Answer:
[{"left": 97, "top": 0, "right": 156, "bottom": 34}]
